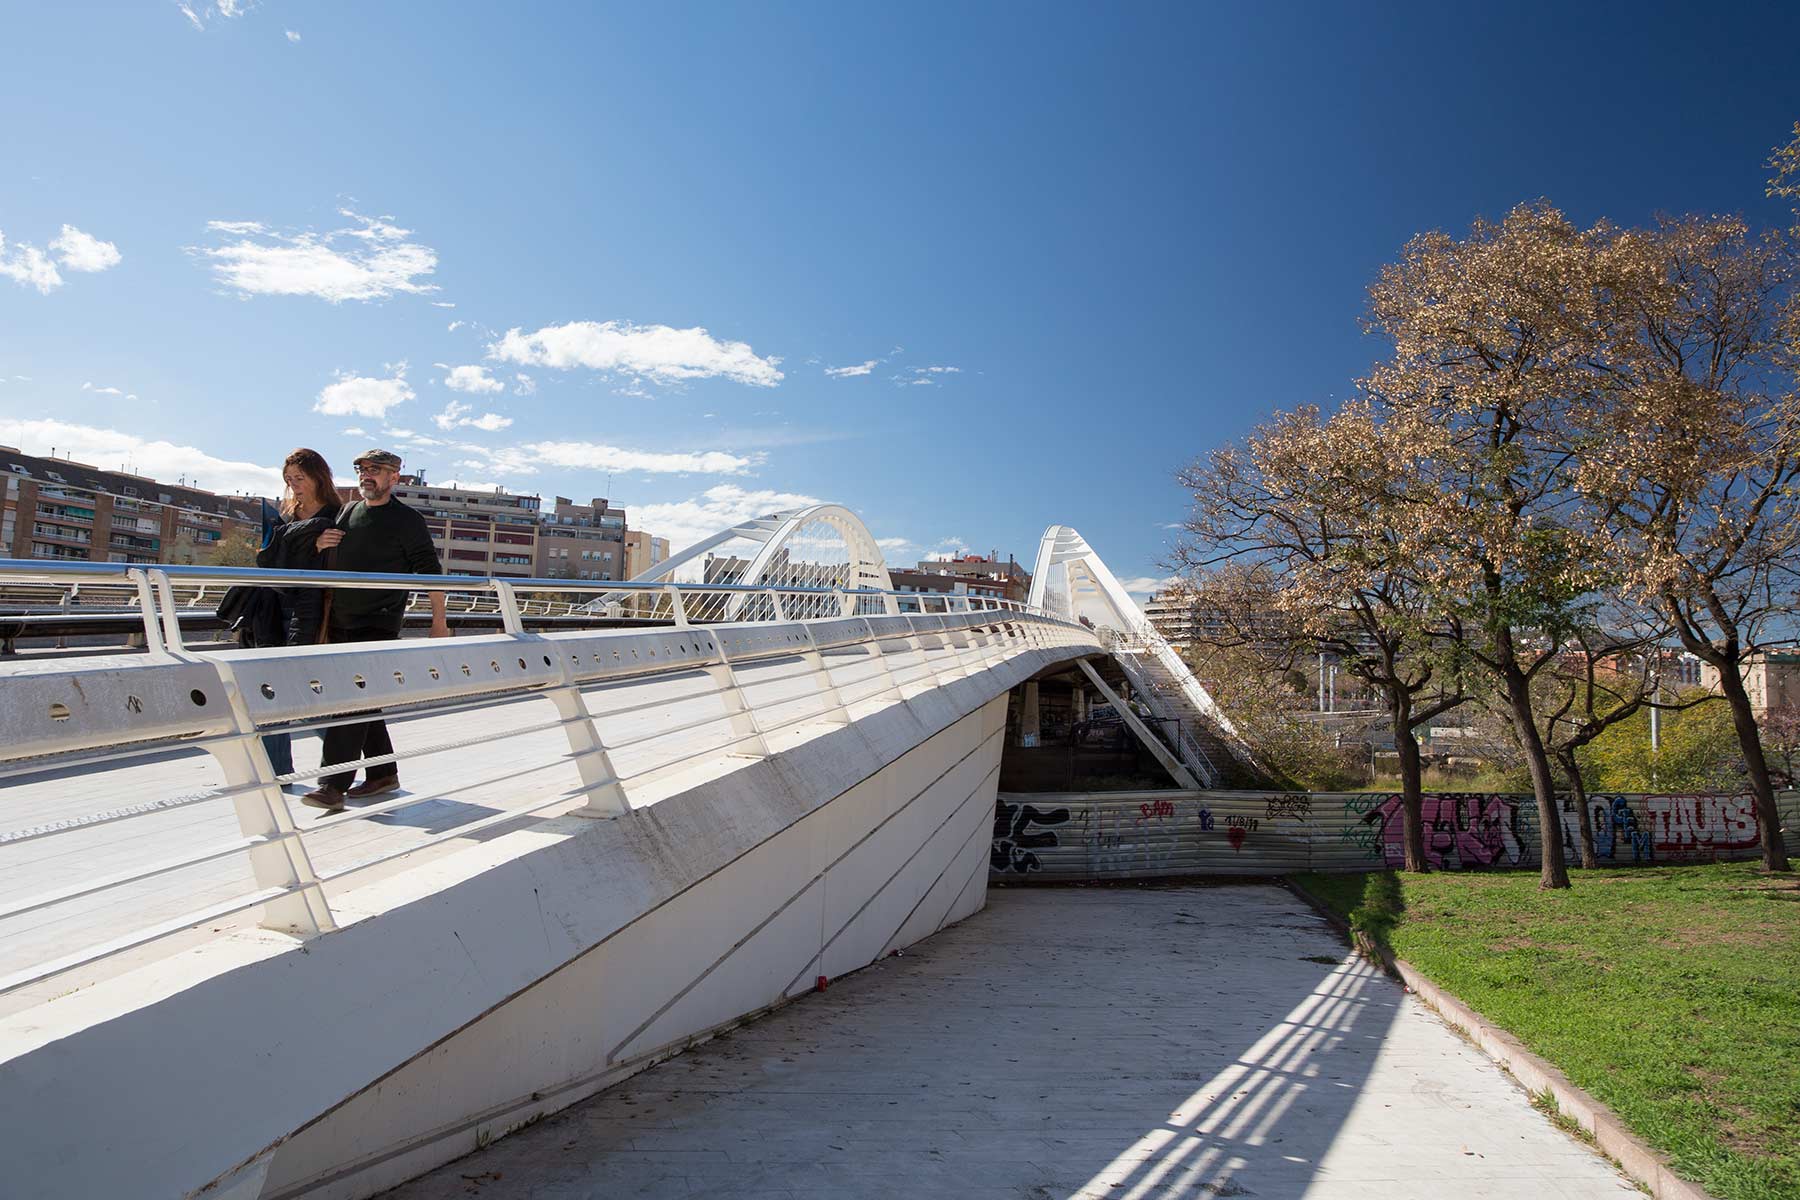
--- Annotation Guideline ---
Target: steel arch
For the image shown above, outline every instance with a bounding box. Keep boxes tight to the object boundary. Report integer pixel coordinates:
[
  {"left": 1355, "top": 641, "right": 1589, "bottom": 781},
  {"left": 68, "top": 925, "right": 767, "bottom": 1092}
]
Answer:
[{"left": 627, "top": 504, "right": 894, "bottom": 592}]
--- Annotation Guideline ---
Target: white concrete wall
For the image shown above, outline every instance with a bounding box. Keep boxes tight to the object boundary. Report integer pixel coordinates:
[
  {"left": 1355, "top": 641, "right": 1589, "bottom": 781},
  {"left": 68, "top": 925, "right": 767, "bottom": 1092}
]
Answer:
[
  {"left": 259, "top": 697, "right": 1006, "bottom": 1199},
  {"left": 0, "top": 642, "right": 1074, "bottom": 1200}
]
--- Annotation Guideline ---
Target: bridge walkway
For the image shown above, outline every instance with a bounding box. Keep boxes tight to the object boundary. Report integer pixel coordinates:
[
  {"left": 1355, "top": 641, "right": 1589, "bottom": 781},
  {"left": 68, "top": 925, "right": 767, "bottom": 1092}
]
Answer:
[
  {"left": 0, "top": 641, "right": 916, "bottom": 1013},
  {"left": 387, "top": 884, "right": 1637, "bottom": 1200}
]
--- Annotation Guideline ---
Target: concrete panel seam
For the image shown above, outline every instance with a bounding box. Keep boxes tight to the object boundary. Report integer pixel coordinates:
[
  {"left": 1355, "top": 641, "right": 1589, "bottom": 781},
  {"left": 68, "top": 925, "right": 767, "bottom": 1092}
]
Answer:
[
  {"left": 604, "top": 872, "right": 824, "bottom": 1064},
  {"left": 783, "top": 748, "right": 1002, "bottom": 994},
  {"left": 608, "top": 711, "right": 1005, "bottom": 1063},
  {"left": 931, "top": 822, "right": 994, "bottom": 932},
  {"left": 869, "top": 771, "right": 1003, "bottom": 961}
]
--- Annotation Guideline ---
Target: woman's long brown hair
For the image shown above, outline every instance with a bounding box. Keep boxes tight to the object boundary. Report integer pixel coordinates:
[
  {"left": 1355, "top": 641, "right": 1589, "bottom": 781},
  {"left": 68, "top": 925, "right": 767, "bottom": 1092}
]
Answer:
[{"left": 281, "top": 448, "right": 342, "bottom": 520}]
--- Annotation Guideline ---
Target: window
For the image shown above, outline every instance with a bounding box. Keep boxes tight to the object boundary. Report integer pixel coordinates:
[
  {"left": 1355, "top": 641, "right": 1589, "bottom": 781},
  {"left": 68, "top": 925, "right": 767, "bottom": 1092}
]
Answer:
[{"left": 602, "top": 550, "right": 613, "bottom": 561}]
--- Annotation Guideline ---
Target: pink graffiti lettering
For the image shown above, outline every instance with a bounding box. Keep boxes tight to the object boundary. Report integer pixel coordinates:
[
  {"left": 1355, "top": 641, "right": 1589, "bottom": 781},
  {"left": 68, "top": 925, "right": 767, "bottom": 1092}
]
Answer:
[
  {"left": 1644, "top": 794, "right": 1759, "bottom": 860},
  {"left": 1366, "top": 793, "right": 1523, "bottom": 870}
]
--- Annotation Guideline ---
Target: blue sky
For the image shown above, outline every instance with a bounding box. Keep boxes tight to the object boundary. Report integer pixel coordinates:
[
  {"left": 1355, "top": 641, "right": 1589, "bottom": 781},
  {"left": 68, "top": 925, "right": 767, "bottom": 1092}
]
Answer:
[{"left": 3, "top": 2, "right": 1798, "bottom": 594}]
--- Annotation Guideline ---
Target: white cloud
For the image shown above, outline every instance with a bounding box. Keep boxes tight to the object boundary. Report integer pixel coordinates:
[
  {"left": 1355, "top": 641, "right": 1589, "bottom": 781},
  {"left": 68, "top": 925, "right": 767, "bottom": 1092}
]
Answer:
[
  {"left": 384, "top": 427, "right": 418, "bottom": 439},
  {"left": 489, "top": 320, "right": 782, "bottom": 388},
  {"left": 526, "top": 441, "right": 757, "bottom": 474},
  {"left": 198, "top": 208, "right": 438, "bottom": 303},
  {"left": 895, "top": 365, "right": 962, "bottom": 387},
  {"left": 1118, "top": 575, "right": 1178, "bottom": 602},
  {"left": 452, "top": 439, "right": 761, "bottom": 481},
  {"left": 81, "top": 382, "right": 126, "bottom": 396},
  {"left": 314, "top": 365, "right": 414, "bottom": 418},
  {"left": 442, "top": 364, "right": 505, "bottom": 394},
  {"left": 176, "top": 0, "right": 252, "bottom": 30},
  {"left": 341, "top": 426, "right": 368, "bottom": 437},
  {"left": 512, "top": 373, "right": 536, "bottom": 396},
  {"left": 824, "top": 359, "right": 879, "bottom": 378},
  {"left": 285, "top": 29, "right": 300, "bottom": 42},
  {"left": 0, "top": 232, "right": 62, "bottom": 293},
  {"left": 0, "top": 416, "right": 280, "bottom": 494},
  {"left": 49, "top": 226, "right": 122, "bottom": 273},
  {"left": 634, "top": 484, "right": 828, "bottom": 554},
  {"left": 436, "top": 478, "right": 506, "bottom": 492},
  {"left": 432, "top": 399, "right": 512, "bottom": 432},
  {"left": 447, "top": 320, "right": 465, "bottom": 332},
  {"left": 431, "top": 301, "right": 456, "bottom": 308}
]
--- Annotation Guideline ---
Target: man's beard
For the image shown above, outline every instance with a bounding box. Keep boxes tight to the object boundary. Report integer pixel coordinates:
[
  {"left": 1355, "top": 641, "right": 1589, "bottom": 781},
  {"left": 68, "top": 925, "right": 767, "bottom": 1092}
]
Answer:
[{"left": 359, "top": 478, "right": 390, "bottom": 501}]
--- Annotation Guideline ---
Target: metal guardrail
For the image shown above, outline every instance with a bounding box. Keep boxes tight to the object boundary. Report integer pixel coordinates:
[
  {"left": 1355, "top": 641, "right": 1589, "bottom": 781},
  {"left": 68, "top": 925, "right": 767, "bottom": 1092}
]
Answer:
[{"left": 0, "top": 559, "right": 1099, "bottom": 1000}]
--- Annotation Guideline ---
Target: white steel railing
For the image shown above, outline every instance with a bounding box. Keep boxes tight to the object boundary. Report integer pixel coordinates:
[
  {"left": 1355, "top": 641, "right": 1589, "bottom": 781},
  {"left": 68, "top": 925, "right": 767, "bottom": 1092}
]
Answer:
[{"left": 0, "top": 559, "right": 1098, "bottom": 1000}]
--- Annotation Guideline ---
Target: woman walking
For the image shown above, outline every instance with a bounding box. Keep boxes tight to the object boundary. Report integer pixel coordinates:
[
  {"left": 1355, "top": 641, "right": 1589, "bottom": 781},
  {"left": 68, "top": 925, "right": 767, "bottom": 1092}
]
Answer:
[{"left": 252, "top": 448, "right": 342, "bottom": 779}]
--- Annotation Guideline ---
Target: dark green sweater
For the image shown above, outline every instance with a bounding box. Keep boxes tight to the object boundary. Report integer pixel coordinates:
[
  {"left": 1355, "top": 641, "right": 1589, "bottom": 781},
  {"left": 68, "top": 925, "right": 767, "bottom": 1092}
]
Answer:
[{"left": 327, "top": 498, "right": 442, "bottom": 631}]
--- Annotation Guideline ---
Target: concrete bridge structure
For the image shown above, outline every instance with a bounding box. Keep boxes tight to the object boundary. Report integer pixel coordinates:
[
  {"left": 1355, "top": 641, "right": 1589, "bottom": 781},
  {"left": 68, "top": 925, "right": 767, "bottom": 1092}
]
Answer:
[{"left": 0, "top": 511, "right": 1270, "bottom": 1199}]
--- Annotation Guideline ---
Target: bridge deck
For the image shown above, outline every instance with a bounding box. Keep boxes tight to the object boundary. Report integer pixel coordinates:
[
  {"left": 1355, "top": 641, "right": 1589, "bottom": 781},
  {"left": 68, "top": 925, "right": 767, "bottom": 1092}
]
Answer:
[
  {"left": 0, "top": 644, "right": 940, "bottom": 1012},
  {"left": 386, "top": 884, "right": 1636, "bottom": 1200}
]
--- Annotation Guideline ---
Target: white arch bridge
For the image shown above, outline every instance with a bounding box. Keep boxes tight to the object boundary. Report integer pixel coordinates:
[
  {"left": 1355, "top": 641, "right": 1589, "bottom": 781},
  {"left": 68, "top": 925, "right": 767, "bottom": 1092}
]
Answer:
[{"left": 0, "top": 510, "right": 1247, "bottom": 1200}]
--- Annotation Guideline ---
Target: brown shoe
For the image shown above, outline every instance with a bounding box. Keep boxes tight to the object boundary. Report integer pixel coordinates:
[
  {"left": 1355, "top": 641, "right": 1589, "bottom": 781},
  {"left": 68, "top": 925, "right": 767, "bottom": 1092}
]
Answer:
[
  {"left": 346, "top": 776, "right": 401, "bottom": 799},
  {"left": 301, "top": 786, "right": 347, "bottom": 811}
]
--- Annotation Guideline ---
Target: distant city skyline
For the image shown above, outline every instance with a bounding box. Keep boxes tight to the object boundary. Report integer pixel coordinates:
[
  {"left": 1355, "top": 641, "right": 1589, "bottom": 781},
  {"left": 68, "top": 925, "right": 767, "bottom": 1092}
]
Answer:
[{"left": 4, "top": 2, "right": 1798, "bottom": 597}]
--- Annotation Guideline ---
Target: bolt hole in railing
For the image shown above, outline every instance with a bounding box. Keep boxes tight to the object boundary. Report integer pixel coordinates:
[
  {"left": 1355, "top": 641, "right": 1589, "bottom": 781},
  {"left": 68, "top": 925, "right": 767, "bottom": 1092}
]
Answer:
[{"left": 0, "top": 559, "right": 1093, "bottom": 1001}]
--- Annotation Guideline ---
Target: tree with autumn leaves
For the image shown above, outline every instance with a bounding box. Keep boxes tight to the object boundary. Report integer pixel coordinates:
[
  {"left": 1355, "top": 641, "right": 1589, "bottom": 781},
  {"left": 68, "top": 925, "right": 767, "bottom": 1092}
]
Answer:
[{"left": 1176, "top": 125, "right": 1800, "bottom": 884}]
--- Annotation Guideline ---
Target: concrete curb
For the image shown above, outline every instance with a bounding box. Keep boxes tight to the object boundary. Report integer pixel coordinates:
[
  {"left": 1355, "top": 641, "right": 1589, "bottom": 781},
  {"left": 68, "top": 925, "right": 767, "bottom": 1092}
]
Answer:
[{"left": 1280, "top": 877, "right": 1721, "bottom": 1200}]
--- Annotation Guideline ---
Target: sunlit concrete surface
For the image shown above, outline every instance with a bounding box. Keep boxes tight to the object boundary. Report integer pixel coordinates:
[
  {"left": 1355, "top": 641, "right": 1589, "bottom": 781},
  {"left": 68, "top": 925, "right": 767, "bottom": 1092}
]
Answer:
[{"left": 385, "top": 884, "right": 1637, "bottom": 1200}]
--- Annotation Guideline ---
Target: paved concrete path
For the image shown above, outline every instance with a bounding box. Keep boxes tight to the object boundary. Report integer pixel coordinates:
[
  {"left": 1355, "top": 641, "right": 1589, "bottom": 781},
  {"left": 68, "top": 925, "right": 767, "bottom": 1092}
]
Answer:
[{"left": 385, "top": 884, "right": 1637, "bottom": 1200}]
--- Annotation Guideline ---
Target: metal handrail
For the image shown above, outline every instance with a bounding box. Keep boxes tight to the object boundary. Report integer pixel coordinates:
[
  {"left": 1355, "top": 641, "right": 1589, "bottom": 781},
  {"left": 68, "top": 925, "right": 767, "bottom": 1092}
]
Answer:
[{"left": 0, "top": 558, "right": 1092, "bottom": 999}]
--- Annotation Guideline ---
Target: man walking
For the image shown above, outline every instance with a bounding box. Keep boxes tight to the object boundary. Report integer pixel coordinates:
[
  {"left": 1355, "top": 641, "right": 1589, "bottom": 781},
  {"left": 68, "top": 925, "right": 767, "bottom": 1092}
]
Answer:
[{"left": 301, "top": 449, "right": 450, "bottom": 812}]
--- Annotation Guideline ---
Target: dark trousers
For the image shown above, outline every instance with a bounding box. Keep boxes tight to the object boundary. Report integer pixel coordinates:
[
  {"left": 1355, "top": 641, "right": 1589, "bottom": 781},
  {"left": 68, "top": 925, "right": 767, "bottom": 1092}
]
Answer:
[{"left": 319, "top": 624, "right": 401, "bottom": 791}]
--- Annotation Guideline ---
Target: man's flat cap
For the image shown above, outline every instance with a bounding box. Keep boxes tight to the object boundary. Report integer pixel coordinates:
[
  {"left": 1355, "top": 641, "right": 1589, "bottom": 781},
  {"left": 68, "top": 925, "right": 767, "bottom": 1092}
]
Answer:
[{"left": 353, "top": 448, "right": 404, "bottom": 469}]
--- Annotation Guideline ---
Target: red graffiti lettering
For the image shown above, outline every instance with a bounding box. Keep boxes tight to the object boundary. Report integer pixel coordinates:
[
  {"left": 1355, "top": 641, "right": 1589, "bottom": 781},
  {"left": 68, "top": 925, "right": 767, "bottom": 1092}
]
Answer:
[
  {"left": 1138, "top": 799, "right": 1175, "bottom": 821},
  {"left": 1645, "top": 794, "right": 1759, "bottom": 860}
]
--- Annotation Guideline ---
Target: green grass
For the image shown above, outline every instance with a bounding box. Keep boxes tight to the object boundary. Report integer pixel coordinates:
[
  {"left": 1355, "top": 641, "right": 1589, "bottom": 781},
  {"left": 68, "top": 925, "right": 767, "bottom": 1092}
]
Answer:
[{"left": 1292, "top": 864, "right": 1800, "bottom": 1200}]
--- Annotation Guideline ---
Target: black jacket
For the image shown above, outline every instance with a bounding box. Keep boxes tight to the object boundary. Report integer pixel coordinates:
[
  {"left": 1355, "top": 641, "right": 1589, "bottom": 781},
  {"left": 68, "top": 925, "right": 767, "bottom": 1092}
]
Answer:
[{"left": 252, "top": 508, "right": 340, "bottom": 646}]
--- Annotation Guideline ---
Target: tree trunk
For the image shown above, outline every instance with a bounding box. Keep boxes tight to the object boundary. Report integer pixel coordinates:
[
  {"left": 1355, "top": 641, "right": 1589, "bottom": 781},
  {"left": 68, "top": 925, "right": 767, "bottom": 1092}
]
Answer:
[
  {"left": 1391, "top": 695, "right": 1428, "bottom": 873},
  {"left": 1503, "top": 666, "right": 1570, "bottom": 888},
  {"left": 1558, "top": 747, "right": 1597, "bottom": 870},
  {"left": 1714, "top": 664, "right": 1793, "bottom": 872}
]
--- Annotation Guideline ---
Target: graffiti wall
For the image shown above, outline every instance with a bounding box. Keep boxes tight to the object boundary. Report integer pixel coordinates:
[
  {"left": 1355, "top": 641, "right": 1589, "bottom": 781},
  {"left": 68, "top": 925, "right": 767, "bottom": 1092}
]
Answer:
[{"left": 990, "top": 789, "right": 1800, "bottom": 881}]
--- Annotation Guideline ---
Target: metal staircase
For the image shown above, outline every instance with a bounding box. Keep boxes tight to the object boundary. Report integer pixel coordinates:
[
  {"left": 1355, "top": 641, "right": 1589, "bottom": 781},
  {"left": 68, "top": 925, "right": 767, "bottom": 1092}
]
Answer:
[{"left": 1103, "top": 624, "right": 1256, "bottom": 789}]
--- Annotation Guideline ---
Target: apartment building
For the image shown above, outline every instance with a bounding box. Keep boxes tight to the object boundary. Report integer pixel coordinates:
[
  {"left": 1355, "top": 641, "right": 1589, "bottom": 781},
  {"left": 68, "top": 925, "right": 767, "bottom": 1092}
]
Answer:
[
  {"left": 0, "top": 445, "right": 268, "bottom": 567},
  {"left": 1701, "top": 649, "right": 1799, "bottom": 711},
  {"left": 1144, "top": 588, "right": 1202, "bottom": 649},
  {"left": 623, "top": 529, "right": 670, "bottom": 580},
  {"left": 382, "top": 479, "right": 542, "bottom": 579},
  {"left": 888, "top": 553, "right": 1032, "bottom": 603},
  {"left": 536, "top": 496, "right": 628, "bottom": 581}
]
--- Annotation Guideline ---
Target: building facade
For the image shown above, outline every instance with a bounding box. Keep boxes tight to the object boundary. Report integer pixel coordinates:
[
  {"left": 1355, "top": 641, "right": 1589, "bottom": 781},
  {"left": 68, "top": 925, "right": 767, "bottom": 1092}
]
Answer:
[
  {"left": 0, "top": 445, "right": 268, "bottom": 567},
  {"left": 383, "top": 480, "right": 542, "bottom": 579},
  {"left": 535, "top": 496, "right": 628, "bottom": 581},
  {"left": 1144, "top": 588, "right": 1202, "bottom": 649},
  {"left": 888, "top": 554, "right": 1031, "bottom": 603},
  {"left": 1701, "top": 649, "right": 1800, "bottom": 712},
  {"left": 622, "top": 530, "right": 670, "bottom": 580}
]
